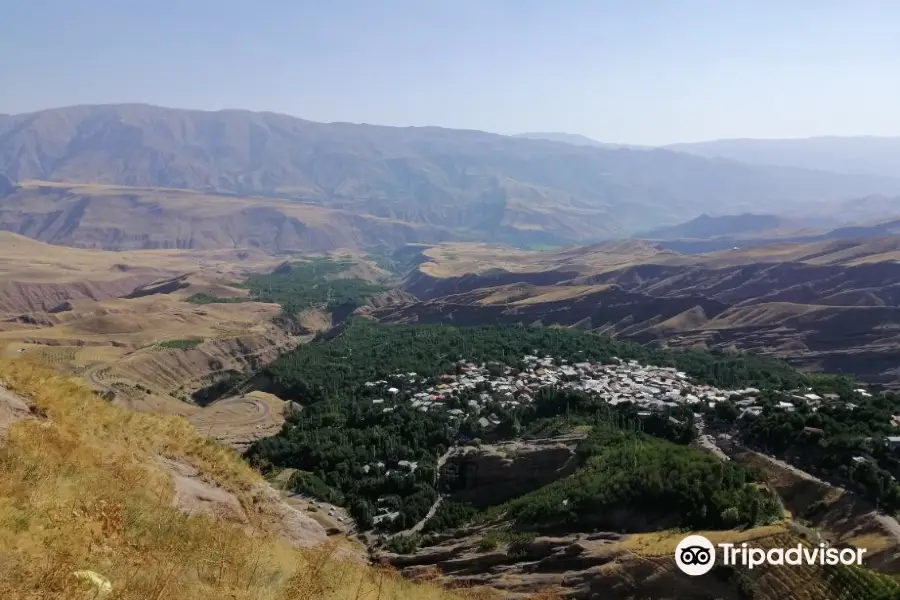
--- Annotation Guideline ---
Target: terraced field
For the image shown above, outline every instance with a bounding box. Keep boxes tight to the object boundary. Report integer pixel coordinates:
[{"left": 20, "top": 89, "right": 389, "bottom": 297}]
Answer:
[{"left": 188, "top": 391, "right": 294, "bottom": 452}]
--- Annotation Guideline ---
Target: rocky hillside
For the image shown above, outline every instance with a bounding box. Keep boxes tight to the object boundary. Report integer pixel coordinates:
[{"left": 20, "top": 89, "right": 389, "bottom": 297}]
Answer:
[
  {"left": 3, "top": 105, "right": 900, "bottom": 244},
  {"left": 0, "top": 357, "right": 483, "bottom": 600},
  {"left": 372, "top": 432, "right": 900, "bottom": 600}
]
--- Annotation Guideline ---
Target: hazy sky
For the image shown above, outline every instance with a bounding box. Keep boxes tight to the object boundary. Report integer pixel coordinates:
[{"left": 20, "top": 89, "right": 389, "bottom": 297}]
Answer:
[{"left": 3, "top": 0, "right": 900, "bottom": 145}]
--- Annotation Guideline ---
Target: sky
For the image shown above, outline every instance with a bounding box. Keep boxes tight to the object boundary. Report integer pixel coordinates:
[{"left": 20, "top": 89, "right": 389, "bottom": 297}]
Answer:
[{"left": 3, "top": 0, "right": 900, "bottom": 145}]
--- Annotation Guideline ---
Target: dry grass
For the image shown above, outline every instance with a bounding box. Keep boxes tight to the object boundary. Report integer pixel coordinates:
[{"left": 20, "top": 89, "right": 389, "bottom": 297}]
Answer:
[
  {"left": 616, "top": 524, "right": 788, "bottom": 557},
  {"left": 419, "top": 241, "right": 666, "bottom": 278},
  {"left": 0, "top": 231, "right": 278, "bottom": 285},
  {"left": 0, "top": 357, "right": 488, "bottom": 600},
  {"left": 846, "top": 533, "right": 896, "bottom": 555}
]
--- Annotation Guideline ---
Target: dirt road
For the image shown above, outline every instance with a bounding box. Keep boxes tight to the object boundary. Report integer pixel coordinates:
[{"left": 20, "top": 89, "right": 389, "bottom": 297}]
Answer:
[{"left": 399, "top": 446, "right": 456, "bottom": 536}]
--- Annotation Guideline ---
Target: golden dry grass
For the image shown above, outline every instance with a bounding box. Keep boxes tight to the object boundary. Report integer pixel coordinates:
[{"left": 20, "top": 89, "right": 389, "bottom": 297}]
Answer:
[
  {"left": 0, "top": 230, "right": 278, "bottom": 285},
  {"left": 419, "top": 241, "right": 667, "bottom": 278},
  {"left": 0, "top": 357, "right": 495, "bottom": 600},
  {"left": 419, "top": 236, "right": 900, "bottom": 283},
  {"left": 616, "top": 524, "right": 789, "bottom": 557}
]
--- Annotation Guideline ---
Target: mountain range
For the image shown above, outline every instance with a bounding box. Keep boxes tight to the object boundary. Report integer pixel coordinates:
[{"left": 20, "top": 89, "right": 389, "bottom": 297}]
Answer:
[
  {"left": 511, "top": 131, "right": 643, "bottom": 149},
  {"left": 518, "top": 132, "right": 900, "bottom": 181},
  {"left": 666, "top": 136, "right": 900, "bottom": 178},
  {"left": 3, "top": 104, "right": 900, "bottom": 250}
]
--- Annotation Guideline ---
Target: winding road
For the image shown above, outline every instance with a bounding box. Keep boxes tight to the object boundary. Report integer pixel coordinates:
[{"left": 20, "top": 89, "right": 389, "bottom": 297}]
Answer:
[{"left": 400, "top": 446, "right": 457, "bottom": 536}]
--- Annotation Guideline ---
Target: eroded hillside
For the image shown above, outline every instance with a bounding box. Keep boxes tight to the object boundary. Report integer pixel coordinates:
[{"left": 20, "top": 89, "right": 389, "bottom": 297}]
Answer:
[{"left": 372, "top": 239, "right": 900, "bottom": 386}]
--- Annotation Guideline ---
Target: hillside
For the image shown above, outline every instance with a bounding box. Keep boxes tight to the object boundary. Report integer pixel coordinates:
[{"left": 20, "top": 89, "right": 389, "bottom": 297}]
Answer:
[
  {"left": 0, "top": 357, "right": 478, "bottom": 600},
  {"left": 3, "top": 105, "right": 900, "bottom": 244},
  {"left": 372, "top": 238, "right": 900, "bottom": 386},
  {"left": 638, "top": 212, "right": 900, "bottom": 254},
  {"left": 0, "top": 233, "right": 392, "bottom": 428},
  {"left": 667, "top": 136, "right": 900, "bottom": 178},
  {"left": 0, "top": 181, "right": 461, "bottom": 252}
]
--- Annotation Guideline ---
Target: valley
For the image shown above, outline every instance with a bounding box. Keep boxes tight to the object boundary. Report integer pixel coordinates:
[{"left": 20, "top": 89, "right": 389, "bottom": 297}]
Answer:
[
  {"left": 2, "top": 106, "right": 900, "bottom": 600},
  {"left": 242, "top": 319, "right": 900, "bottom": 600},
  {"left": 6, "top": 219, "right": 900, "bottom": 599},
  {"left": 8, "top": 2, "right": 900, "bottom": 597}
]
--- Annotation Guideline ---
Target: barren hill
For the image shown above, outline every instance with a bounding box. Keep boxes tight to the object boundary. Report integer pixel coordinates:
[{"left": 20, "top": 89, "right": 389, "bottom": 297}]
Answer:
[
  {"left": 3, "top": 104, "right": 900, "bottom": 245},
  {"left": 0, "top": 181, "right": 460, "bottom": 252},
  {"left": 370, "top": 238, "right": 900, "bottom": 386}
]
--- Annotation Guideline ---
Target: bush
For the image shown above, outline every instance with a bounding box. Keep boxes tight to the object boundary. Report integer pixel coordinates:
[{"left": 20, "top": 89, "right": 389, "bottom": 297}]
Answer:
[
  {"left": 386, "top": 534, "right": 420, "bottom": 554},
  {"left": 289, "top": 471, "right": 345, "bottom": 505},
  {"left": 476, "top": 537, "right": 498, "bottom": 552},
  {"left": 157, "top": 338, "right": 202, "bottom": 350}
]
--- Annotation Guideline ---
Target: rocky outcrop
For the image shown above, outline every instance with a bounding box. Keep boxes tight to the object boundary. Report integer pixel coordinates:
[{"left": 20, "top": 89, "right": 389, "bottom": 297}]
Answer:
[
  {"left": 160, "top": 457, "right": 249, "bottom": 523},
  {"left": 157, "top": 456, "right": 352, "bottom": 557},
  {"left": 379, "top": 530, "right": 746, "bottom": 600},
  {"left": 440, "top": 434, "right": 583, "bottom": 507},
  {"left": 0, "top": 382, "right": 33, "bottom": 440}
]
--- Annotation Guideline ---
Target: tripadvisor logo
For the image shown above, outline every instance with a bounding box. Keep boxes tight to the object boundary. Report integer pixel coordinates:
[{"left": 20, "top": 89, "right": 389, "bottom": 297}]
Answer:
[{"left": 675, "top": 534, "right": 867, "bottom": 576}]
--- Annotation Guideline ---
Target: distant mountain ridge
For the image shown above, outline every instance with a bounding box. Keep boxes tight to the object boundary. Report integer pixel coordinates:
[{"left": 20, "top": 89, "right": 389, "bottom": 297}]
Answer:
[
  {"left": 666, "top": 136, "right": 900, "bottom": 178},
  {"left": 639, "top": 213, "right": 789, "bottom": 240},
  {"left": 512, "top": 131, "right": 631, "bottom": 148},
  {"left": 3, "top": 104, "right": 900, "bottom": 247},
  {"left": 634, "top": 208, "right": 900, "bottom": 254}
]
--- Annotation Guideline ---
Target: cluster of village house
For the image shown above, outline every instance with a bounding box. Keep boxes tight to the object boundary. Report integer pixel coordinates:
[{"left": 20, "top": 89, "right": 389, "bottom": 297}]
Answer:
[
  {"left": 363, "top": 355, "right": 759, "bottom": 433},
  {"left": 364, "top": 355, "right": 883, "bottom": 432},
  {"left": 362, "top": 355, "right": 889, "bottom": 525}
]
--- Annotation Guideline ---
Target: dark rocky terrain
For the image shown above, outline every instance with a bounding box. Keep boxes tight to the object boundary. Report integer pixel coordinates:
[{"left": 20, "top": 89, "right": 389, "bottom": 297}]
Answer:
[{"left": 364, "top": 238, "right": 900, "bottom": 387}]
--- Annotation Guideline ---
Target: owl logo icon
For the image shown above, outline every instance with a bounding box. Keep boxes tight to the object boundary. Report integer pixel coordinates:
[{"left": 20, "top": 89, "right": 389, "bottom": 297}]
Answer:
[{"left": 675, "top": 535, "right": 716, "bottom": 576}]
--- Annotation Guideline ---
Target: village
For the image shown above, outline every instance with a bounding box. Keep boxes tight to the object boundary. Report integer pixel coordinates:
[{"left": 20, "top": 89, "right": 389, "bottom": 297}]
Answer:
[
  {"left": 363, "top": 354, "right": 768, "bottom": 434},
  {"left": 358, "top": 355, "right": 892, "bottom": 527},
  {"left": 362, "top": 354, "right": 775, "bottom": 526}
]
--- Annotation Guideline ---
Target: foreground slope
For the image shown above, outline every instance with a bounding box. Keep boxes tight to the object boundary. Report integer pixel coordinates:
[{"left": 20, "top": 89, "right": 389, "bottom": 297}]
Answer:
[
  {"left": 0, "top": 356, "right": 486, "bottom": 600},
  {"left": 3, "top": 104, "right": 900, "bottom": 242}
]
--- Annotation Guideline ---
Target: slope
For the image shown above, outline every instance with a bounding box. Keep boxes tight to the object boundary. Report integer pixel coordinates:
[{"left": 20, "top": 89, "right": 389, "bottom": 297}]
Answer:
[
  {"left": 0, "top": 357, "right": 480, "bottom": 600},
  {"left": 3, "top": 104, "right": 900, "bottom": 243},
  {"left": 0, "top": 181, "right": 461, "bottom": 252}
]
